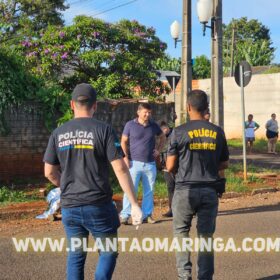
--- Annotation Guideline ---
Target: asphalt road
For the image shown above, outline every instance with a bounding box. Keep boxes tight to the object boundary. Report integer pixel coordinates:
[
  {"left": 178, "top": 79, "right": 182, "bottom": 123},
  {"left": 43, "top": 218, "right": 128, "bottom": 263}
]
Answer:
[{"left": 1, "top": 203, "right": 280, "bottom": 280}]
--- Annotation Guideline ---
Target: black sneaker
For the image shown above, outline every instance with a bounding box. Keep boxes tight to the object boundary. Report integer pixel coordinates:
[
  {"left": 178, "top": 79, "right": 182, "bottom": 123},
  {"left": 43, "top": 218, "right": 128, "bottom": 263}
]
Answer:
[
  {"left": 120, "top": 217, "right": 129, "bottom": 225},
  {"left": 162, "top": 210, "right": 173, "bottom": 218}
]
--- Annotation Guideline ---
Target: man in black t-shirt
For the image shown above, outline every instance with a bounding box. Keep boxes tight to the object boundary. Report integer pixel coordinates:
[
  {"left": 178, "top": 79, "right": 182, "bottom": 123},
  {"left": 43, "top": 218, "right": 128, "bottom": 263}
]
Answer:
[
  {"left": 166, "top": 90, "right": 229, "bottom": 280},
  {"left": 44, "top": 83, "right": 142, "bottom": 280}
]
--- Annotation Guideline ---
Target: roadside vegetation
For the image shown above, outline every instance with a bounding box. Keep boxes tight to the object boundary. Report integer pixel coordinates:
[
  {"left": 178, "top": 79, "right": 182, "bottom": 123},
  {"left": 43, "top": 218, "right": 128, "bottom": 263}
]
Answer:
[
  {"left": 228, "top": 138, "right": 280, "bottom": 153},
  {"left": 0, "top": 163, "right": 278, "bottom": 205},
  {"left": 0, "top": 186, "right": 38, "bottom": 205}
]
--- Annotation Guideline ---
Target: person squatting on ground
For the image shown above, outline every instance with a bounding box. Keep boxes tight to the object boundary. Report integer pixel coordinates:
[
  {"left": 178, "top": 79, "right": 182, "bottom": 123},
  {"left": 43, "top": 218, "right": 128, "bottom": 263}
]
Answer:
[
  {"left": 245, "top": 114, "right": 260, "bottom": 154},
  {"left": 166, "top": 89, "right": 229, "bottom": 280},
  {"left": 43, "top": 83, "right": 143, "bottom": 280},
  {"left": 160, "top": 121, "right": 175, "bottom": 218},
  {"left": 120, "top": 103, "right": 166, "bottom": 224},
  {"left": 265, "top": 113, "right": 278, "bottom": 154}
]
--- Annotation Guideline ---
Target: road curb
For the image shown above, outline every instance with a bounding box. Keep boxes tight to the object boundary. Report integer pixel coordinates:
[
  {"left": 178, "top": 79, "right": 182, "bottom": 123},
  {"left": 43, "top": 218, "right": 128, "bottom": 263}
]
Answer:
[{"left": 251, "top": 187, "right": 279, "bottom": 196}]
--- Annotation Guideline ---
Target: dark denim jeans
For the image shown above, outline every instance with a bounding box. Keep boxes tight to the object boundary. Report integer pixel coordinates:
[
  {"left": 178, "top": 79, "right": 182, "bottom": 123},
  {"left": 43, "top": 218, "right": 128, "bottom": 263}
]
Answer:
[
  {"left": 62, "top": 201, "right": 120, "bottom": 280},
  {"left": 163, "top": 171, "right": 175, "bottom": 210},
  {"left": 172, "top": 186, "right": 218, "bottom": 280}
]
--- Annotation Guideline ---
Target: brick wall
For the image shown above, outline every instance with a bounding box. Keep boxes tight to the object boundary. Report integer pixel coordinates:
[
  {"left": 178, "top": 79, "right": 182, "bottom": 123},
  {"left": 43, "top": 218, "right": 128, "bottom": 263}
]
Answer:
[{"left": 0, "top": 100, "right": 174, "bottom": 182}]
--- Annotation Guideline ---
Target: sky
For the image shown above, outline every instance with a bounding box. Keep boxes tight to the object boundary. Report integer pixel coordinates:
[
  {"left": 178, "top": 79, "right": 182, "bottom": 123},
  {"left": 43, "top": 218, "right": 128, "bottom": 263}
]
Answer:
[{"left": 63, "top": 0, "right": 280, "bottom": 63}]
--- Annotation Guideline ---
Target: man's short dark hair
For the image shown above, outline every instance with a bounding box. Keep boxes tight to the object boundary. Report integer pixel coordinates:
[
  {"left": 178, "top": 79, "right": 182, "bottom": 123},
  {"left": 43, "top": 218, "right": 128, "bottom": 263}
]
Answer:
[
  {"left": 187, "top": 90, "right": 208, "bottom": 113},
  {"left": 160, "top": 121, "right": 168, "bottom": 128},
  {"left": 138, "top": 103, "right": 152, "bottom": 111},
  {"left": 75, "top": 98, "right": 95, "bottom": 110}
]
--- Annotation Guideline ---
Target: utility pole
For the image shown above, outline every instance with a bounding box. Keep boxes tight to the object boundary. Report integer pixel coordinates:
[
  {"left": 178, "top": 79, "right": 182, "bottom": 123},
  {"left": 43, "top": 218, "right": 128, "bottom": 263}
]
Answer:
[
  {"left": 211, "top": 0, "right": 224, "bottom": 128},
  {"left": 180, "top": 0, "right": 192, "bottom": 124},
  {"left": 230, "top": 22, "right": 235, "bottom": 77}
]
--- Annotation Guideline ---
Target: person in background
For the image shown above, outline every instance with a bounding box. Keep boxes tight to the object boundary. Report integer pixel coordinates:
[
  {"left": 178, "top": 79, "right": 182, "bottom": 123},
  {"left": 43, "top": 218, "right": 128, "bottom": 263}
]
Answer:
[
  {"left": 245, "top": 114, "right": 260, "bottom": 154},
  {"left": 266, "top": 113, "right": 279, "bottom": 154},
  {"left": 44, "top": 83, "right": 142, "bottom": 280},
  {"left": 160, "top": 121, "right": 175, "bottom": 218},
  {"left": 120, "top": 103, "right": 165, "bottom": 224}
]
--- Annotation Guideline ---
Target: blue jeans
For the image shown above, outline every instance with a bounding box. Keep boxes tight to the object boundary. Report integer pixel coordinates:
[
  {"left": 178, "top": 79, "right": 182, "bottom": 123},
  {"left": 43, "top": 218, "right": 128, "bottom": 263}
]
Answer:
[
  {"left": 62, "top": 201, "right": 120, "bottom": 280},
  {"left": 172, "top": 187, "right": 218, "bottom": 280},
  {"left": 120, "top": 160, "right": 157, "bottom": 219}
]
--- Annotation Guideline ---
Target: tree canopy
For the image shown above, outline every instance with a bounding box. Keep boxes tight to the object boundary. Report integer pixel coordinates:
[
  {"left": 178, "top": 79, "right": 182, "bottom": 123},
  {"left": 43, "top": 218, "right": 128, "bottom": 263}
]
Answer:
[
  {"left": 19, "top": 16, "right": 169, "bottom": 99},
  {"left": 153, "top": 55, "right": 181, "bottom": 73},
  {"left": 192, "top": 55, "right": 211, "bottom": 79},
  {"left": 0, "top": 0, "right": 68, "bottom": 43},
  {"left": 223, "top": 17, "right": 275, "bottom": 69}
]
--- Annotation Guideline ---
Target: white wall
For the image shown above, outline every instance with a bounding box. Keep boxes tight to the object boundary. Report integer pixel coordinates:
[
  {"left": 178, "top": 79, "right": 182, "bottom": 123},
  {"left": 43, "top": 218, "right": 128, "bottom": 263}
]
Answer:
[{"left": 167, "top": 73, "right": 280, "bottom": 139}]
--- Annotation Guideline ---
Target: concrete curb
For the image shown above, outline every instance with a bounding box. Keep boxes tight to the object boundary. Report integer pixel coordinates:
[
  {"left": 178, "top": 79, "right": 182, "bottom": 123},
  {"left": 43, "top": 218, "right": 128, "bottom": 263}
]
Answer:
[
  {"left": 221, "top": 192, "right": 243, "bottom": 199},
  {"left": 251, "top": 187, "right": 279, "bottom": 196}
]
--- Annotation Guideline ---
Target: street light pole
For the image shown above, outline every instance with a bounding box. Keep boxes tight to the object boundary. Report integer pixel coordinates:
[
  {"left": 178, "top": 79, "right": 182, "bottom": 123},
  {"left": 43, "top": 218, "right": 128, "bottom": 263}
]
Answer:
[
  {"left": 180, "top": 0, "right": 192, "bottom": 124},
  {"left": 211, "top": 0, "right": 224, "bottom": 128}
]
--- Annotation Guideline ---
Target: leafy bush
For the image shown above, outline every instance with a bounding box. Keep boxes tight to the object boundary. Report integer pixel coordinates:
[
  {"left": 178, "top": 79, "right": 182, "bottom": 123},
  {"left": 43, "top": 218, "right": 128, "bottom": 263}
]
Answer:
[
  {"left": 0, "top": 187, "right": 28, "bottom": 203},
  {"left": 0, "top": 49, "right": 41, "bottom": 134}
]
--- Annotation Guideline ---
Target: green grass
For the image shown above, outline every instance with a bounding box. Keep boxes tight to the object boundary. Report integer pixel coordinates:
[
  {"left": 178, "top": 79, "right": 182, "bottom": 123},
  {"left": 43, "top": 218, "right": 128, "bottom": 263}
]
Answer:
[
  {"left": 1, "top": 162, "right": 274, "bottom": 206},
  {"left": 112, "top": 171, "right": 168, "bottom": 198},
  {"left": 0, "top": 186, "right": 38, "bottom": 205},
  {"left": 263, "top": 66, "right": 280, "bottom": 74},
  {"left": 228, "top": 138, "right": 280, "bottom": 153},
  {"left": 112, "top": 163, "right": 274, "bottom": 197},
  {"left": 224, "top": 164, "right": 264, "bottom": 193}
]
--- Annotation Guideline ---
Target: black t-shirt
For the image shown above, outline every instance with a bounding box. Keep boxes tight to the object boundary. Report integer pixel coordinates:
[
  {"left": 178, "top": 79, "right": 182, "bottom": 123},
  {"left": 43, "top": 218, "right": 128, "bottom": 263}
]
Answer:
[
  {"left": 43, "top": 118, "right": 124, "bottom": 208},
  {"left": 167, "top": 120, "right": 229, "bottom": 187}
]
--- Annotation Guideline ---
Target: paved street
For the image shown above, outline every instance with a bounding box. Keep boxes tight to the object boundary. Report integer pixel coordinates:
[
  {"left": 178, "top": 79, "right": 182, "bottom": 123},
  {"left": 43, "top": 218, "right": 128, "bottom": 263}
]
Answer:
[{"left": 1, "top": 201, "right": 280, "bottom": 280}]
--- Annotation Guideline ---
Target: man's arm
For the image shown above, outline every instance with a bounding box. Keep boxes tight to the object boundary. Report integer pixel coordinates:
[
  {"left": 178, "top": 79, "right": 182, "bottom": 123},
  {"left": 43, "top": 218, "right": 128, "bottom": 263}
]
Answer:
[
  {"left": 166, "top": 155, "right": 178, "bottom": 174},
  {"left": 44, "top": 163, "right": 61, "bottom": 187},
  {"left": 121, "top": 135, "right": 130, "bottom": 168}
]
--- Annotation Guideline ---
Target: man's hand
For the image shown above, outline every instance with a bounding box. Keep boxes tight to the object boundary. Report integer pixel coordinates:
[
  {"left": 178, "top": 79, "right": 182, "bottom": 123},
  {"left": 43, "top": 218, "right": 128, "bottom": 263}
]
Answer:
[{"left": 131, "top": 204, "right": 143, "bottom": 226}]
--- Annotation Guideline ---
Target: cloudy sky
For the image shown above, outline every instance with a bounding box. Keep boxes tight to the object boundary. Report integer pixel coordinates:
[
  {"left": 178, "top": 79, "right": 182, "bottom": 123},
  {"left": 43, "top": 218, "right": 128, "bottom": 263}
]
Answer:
[{"left": 64, "top": 0, "right": 280, "bottom": 63}]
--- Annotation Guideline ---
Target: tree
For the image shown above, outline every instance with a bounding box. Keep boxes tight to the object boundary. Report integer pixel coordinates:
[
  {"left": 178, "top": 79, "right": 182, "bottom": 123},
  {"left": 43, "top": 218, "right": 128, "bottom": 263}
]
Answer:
[
  {"left": 19, "top": 16, "right": 169, "bottom": 99},
  {"left": 192, "top": 55, "right": 211, "bottom": 79},
  {"left": 0, "top": 0, "right": 68, "bottom": 43},
  {"left": 0, "top": 49, "right": 41, "bottom": 134},
  {"left": 237, "top": 39, "right": 274, "bottom": 66},
  {"left": 153, "top": 55, "right": 181, "bottom": 73},
  {"left": 223, "top": 17, "right": 275, "bottom": 69}
]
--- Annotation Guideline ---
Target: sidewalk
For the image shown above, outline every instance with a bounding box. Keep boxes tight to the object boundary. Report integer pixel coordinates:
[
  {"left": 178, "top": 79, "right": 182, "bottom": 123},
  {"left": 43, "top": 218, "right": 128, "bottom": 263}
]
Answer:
[{"left": 229, "top": 147, "right": 280, "bottom": 169}]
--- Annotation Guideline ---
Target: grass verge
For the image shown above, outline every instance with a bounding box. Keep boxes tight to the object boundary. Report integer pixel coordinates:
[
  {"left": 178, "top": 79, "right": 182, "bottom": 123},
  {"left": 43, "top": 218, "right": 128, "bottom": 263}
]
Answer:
[
  {"left": 228, "top": 138, "right": 280, "bottom": 153},
  {"left": 0, "top": 186, "right": 39, "bottom": 206},
  {"left": 1, "top": 163, "right": 277, "bottom": 206}
]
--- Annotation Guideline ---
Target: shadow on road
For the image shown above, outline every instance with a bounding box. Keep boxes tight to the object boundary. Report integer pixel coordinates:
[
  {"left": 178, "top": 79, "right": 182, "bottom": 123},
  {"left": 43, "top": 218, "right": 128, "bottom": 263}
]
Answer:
[
  {"left": 256, "top": 274, "right": 280, "bottom": 280},
  {"left": 218, "top": 203, "right": 280, "bottom": 216}
]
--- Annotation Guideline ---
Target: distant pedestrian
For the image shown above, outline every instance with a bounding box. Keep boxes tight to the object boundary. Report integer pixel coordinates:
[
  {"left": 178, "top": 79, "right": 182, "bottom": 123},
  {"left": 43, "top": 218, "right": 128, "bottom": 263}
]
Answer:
[
  {"left": 245, "top": 114, "right": 260, "bottom": 154},
  {"left": 120, "top": 103, "right": 165, "bottom": 224},
  {"left": 265, "top": 113, "right": 278, "bottom": 154},
  {"left": 160, "top": 121, "right": 175, "bottom": 218}
]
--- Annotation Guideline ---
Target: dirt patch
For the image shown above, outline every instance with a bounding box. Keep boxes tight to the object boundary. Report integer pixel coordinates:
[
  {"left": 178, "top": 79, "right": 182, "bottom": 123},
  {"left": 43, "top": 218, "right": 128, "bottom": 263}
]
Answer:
[{"left": 0, "top": 201, "right": 47, "bottom": 221}]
